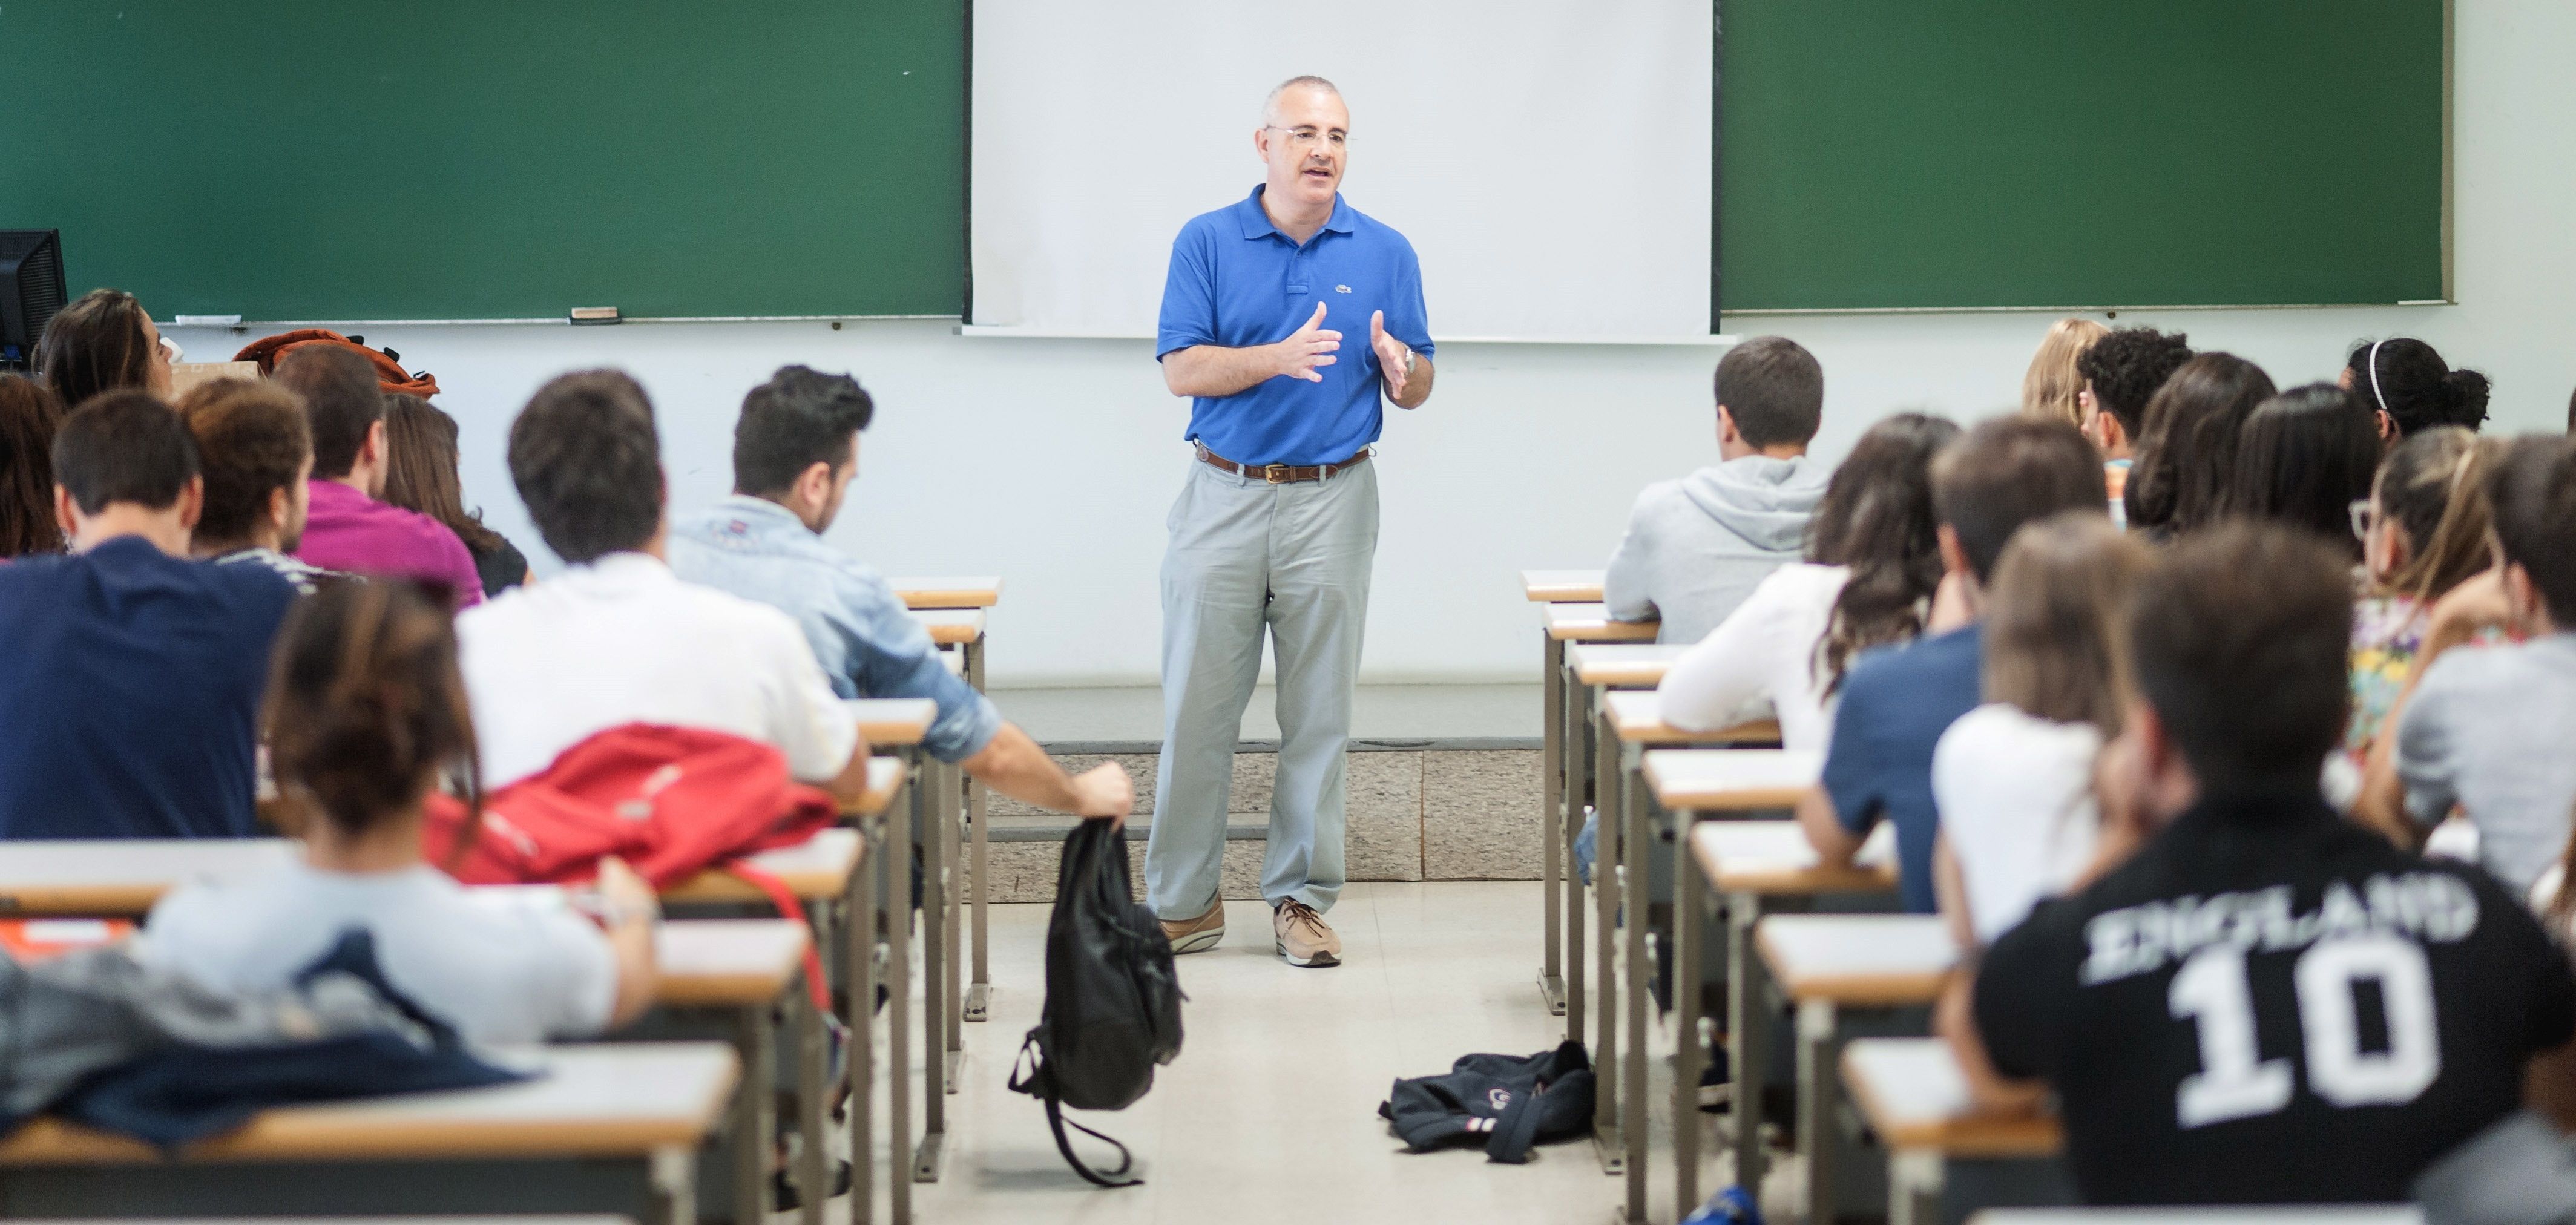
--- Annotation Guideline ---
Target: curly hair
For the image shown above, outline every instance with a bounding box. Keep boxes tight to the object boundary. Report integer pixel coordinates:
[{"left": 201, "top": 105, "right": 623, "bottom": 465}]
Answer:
[{"left": 2074, "top": 326, "right": 2193, "bottom": 438}]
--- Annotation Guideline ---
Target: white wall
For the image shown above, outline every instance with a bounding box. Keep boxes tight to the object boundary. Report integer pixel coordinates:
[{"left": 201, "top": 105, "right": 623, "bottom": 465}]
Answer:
[{"left": 163, "top": 0, "right": 2575, "bottom": 689}]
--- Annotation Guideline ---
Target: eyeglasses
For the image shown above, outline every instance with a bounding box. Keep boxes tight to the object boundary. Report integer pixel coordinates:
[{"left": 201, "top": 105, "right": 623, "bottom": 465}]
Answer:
[
  {"left": 1264, "top": 125, "right": 1347, "bottom": 151},
  {"left": 2348, "top": 498, "right": 2376, "bottom": 542}
]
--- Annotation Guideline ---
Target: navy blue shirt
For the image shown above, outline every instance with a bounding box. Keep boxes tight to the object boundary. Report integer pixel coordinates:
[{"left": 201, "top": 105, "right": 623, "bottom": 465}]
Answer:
[
  {"left": 0, "top": 536, "right": 300, "bottom": 839},
  {"left": 1156, "top": 186, "right": 1434, "bottom": 467},
  {"left": 1820, "top": 625, "right": 1985, "bottom": 911}
]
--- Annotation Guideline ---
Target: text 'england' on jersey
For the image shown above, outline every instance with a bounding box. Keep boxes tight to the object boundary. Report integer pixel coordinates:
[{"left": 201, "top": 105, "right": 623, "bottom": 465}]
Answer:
[
  {"left": 1973, "top": 789, "right": 2576, "bottom": 1206},
  {"left": 1155, "top": 186, "right": 1434, "bottom": 470}
]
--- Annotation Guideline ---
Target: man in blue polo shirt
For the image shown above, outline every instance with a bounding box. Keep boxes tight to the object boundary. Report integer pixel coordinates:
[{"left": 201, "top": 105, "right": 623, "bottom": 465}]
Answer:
[
  {"left": 0, "top": 391, "right": 300, "bottom": 840},
  {"left": 1150, "top": 74, "right": 1436, "bottom": 968}
]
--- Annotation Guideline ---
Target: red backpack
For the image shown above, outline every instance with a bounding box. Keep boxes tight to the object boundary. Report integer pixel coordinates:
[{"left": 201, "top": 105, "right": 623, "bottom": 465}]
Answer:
[{"left": 423, "top": 724, "right": 843, "bottom": 1008}]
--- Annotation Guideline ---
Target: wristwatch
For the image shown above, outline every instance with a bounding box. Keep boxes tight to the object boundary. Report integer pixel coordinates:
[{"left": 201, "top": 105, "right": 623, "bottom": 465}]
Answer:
[{"left": 1398, "top": 345, "right": 1416, "bottom": 378}]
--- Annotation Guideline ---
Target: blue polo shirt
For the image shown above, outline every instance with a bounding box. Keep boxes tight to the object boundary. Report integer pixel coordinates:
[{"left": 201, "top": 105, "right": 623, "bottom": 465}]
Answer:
[
  {"left": 1819, "top": 624, "right": 1985, "bottom": 913},
  {"left": 0, "top": 536, "right": 300, "bottom": 839},
  {"left": 1157, "top": 186, "right": 1434, "bottom": 467}
]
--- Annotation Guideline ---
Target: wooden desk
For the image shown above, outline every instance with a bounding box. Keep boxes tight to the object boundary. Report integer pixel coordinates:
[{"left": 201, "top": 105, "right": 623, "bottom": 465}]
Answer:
[
  {"left": 1565, "top": 641, "right": 1692, "bottom": 689},
  {"left": 1664, "top": 803, "right": 1894, "bottom": 1218},
  {"left": 1542, "top": 602, "right": 1659, "bottom": 643},
  {"left": 849, "top": 698, "right": 935, "bottom": 747},
  {"left": 1606, "top": 689, "right": 1782, "bottom": 747},
  {"left": 1844, "top": 1039, "right": 2066, "bottom": 1225},
  {"left": 654, "top": 919, "right": 807, "bottom": 1010},
  {"left": 1521, "top": 568, "right": 1606, "bottom": 603},
  {"left": 900, "top": 609, "right": 993, "bottom": 1066},
  {"left": 0, "top": 1043, "right": 738, "bottom": 1225},
  {"left": 650, "top": 919, "right": 813, "bottom": 1225},
  {"left": 908, "top": 608, "right": 985, "bottom": 648},
  {"left": 1761, "top": 915, "right": 1959, "bottom": 1225},
  {"left": 889, "top": 577, "right": 1002, "bottom": 610},
  {"left": 1974, "top": 1212, "right": 2417, "bottom": 1225},
  {"left": 0, "top": 838, "right": 293, "bottom": 916},
  {"left": 662, "top": 828, "right": 863, "bottom": 907}
]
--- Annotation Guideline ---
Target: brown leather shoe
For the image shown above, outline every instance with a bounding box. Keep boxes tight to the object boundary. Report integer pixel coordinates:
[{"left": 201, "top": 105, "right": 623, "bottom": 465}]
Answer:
[
  {"left": 1159, "top": 898, "right": 1224, "bottom": 954},
  {"left": 1272, "top": 899, "right": 1341, "bottom": 968}
]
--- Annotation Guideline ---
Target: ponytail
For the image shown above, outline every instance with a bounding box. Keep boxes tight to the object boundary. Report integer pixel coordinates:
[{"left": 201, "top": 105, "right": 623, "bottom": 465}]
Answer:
[
  {"left": 263, "top": 581, "right": 481, "bottom": 850},
  {"left": 2347, "top": 338, "right": 2490, "bottom": 437}
]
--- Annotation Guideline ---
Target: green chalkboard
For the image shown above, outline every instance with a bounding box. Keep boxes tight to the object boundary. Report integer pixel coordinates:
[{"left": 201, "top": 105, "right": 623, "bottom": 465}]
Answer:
[
  {"left": 1719, "top": 0, "right": 2447, "bottom": 313},
  {"left": 1, "top": 1, "right": 964, "bottom": 321}
]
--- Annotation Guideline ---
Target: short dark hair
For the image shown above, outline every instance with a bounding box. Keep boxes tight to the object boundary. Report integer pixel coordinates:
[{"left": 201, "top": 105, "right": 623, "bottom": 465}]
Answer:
[
  {"left": 1931, "top": 416, "right": 2106, "bottom": 583},
  {"left": 508, "top": 369, "right": 662, "bottom": 563},
  {"left": 273, "top": 344, "right": 386, "bottom": 479},
  {"left": 52, "top": 389, "right": 200, "bottom": 514},
  {"left": 2485, "top": 435, "right": 2576, "bottom": 626},
  {"left": 732, "top": 366, "right": 876, "bottom": 496},
  {"left": 179, "top": 379, "right": 311, "bottom": 548},
  {"left": 2226, "top": 383, "right": 2382, "bottom": 559},
  {"left": 2128, "top": 522, "right": 2351, "bottom": 791},
  {"left": 1714, "top": 336, "right": 1824, "bottom": 448},
  {"left": 2075, "top": 326, "right": 2193, "bottom": 437},
  {"left": 35, "top": 289, "right": 157, "bottom": 411}
]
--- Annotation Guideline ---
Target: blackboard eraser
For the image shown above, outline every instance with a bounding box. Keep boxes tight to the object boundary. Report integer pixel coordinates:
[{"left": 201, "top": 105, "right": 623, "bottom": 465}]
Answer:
[
  {"left": 174, "top": 314, "right": 242, "bottom": 326},
  {"left": 569, "top": 306, "right": 622, "bottom": 325}
]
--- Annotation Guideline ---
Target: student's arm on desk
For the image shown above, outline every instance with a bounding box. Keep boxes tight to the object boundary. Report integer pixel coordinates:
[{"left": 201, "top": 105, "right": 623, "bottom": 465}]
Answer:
[
  {"left": 595, "top": 856, "right": 661, "bottom": 1028},
  {"left": 1938, "top": 964, "right": 2049, "bottom": 1115},
  {"left": 1795, "top": 785, "right": 1865, "bottom": 869},
  {"left": 1660, "top": 586, "right": 1776, "bottom": 730},
  {"left": 964, "top": 724, "right": 1135, "bottom": 827}
]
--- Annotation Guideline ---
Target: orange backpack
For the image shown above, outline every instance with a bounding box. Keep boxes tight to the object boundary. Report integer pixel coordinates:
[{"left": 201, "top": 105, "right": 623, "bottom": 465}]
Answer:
[{"left": 234, "top": 329, "right": 439, "bottom": 398}]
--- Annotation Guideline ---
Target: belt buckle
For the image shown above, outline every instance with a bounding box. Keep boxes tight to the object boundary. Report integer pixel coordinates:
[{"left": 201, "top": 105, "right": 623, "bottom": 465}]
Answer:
[{"left": 1262, "top": 463, "right": 1290, "bottom": 484}]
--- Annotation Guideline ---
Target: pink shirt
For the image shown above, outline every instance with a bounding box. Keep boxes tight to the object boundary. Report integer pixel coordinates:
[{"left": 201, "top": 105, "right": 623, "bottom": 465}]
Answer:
[{"left": 294, "top": 479, "right": 485, "bottom": 608}]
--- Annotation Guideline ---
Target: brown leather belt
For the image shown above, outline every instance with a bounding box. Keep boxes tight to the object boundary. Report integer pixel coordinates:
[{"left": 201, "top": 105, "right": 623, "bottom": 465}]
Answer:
[{"left": 1195, "top": 441, "right": 1372, "bottom": 484}]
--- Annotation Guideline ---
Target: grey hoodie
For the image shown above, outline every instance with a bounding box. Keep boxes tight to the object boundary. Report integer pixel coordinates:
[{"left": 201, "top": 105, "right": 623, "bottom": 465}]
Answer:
[{"left": 1603, "top": 454, "right": 1828, "bottom": 644}]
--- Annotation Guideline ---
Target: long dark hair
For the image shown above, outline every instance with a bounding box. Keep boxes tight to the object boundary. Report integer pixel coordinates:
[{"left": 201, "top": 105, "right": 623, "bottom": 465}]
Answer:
[
  {"left": 34, "top": 289, "right": 157, "bottom": 410},
  {"left": 1812, "top": 412, "right": 1964, "bottom": 691},
  {"left": 380, "top": 394, "right": 504, "bottom": 554},
  {"left": 263, "top": 580, "right": 481, "bottom": 849},
  {"left": 2347, "top": 337, "right": 2490, "bottom": 436},
  {"left": 2228, "top": 384, "right": 2384, "bottom": 559},
  {"left": 2124, "top": 353, "right": 2276, "bottom": 536},
  {"left": 0, "top": 373, "right": 66, "bottom": 556}
]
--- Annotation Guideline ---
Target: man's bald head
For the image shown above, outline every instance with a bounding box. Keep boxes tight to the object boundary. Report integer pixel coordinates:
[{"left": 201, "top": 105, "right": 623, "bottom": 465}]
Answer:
[{"left": 1262, "top": 75, "right": 1342, "bottom": 126}]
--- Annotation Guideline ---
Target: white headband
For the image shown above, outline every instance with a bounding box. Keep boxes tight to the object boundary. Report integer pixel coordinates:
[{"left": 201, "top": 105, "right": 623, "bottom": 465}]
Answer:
[{"left": 2366, "top": 340, "right": 2391, "bottom": 416}]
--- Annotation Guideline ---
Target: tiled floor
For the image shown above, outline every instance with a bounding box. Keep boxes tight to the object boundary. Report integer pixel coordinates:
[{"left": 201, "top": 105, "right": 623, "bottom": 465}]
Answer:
[{"left": 847, "top": 881, "right": 1652, "bottom": 1224}]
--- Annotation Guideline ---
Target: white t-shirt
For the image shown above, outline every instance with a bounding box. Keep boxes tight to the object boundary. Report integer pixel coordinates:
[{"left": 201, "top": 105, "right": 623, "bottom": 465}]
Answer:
[
  {"left": 137, "top": 861, "right": 616, "bottom": 1045},
  {"left": 1656, "top": 563, "right": 1848, "bottom": 753},
  {"left": 1931, "top": 703, "right": 2103, "bottom": 945},
  {"left": 458, "top": 551, "right": 859, "bottom": 787}
]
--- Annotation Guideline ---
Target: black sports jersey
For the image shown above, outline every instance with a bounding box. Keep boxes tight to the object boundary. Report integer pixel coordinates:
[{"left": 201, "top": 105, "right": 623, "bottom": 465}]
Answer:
[{"left": 1976, "top": 787, "right": 2576, "bottom": 1204}]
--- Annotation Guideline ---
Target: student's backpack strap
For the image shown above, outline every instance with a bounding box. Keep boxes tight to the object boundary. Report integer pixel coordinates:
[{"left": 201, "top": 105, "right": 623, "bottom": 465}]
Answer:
[{"left": 1008, "top": 1032, "right": 1142, "bottom": 1188}]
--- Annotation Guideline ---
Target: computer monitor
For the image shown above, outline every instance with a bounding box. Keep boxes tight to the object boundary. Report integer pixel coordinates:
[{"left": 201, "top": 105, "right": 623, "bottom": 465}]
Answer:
[{"left": 0, "top": 230, "right": 67, "bottom": 372}]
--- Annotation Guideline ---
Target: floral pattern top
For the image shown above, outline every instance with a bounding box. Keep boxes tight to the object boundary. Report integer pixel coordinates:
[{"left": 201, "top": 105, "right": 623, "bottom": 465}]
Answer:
[{"left": 2345, "top": 594, "right": 2428, "bottom": 766}]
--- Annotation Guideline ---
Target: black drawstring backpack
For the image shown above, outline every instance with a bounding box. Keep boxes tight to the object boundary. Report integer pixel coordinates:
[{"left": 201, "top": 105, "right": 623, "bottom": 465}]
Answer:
[
  {"left": 1379, "top": 1042, "right": 1597, "bottom": 1163},
  {"left": 1008, "top": 821, "right": 1184, "bottom": 1187}
]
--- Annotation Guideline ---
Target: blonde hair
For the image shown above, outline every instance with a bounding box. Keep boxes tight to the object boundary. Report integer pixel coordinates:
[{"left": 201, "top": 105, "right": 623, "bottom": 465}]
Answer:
[
  {"left": 2021, "top": 317, "right": 2111, "bottom": 428},
  {"left": 1982, "top": 511, "right": 2155, "bottom": 737}
]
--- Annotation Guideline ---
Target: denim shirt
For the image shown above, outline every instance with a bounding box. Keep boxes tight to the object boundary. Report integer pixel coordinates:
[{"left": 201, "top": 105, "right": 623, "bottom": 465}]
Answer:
[{"left": 668, "top": 496, "right": 1002, "bottom": 764}]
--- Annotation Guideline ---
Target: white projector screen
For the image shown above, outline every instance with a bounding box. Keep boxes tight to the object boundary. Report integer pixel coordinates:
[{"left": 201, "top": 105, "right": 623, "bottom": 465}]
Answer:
[{"left": 969, "top": 1, "right": 1714, "bottom": 343}]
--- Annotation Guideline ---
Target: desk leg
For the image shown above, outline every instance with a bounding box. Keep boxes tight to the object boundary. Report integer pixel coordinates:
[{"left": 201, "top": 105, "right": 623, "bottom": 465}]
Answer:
[
  {"left": 1566, "top": 671, "right": 1592, "bottom": 1048},
  {"left": 890, "top": 758, "right": 922, "bottom": 1206},
  {"left": 1620, "top": 757, "right": 1651, "bottom": 1223},
  {"left": 1672, "top": 811, "right": 1704, "bottom": 1217},
  {"left": 796, "top": 925, "right": 829, "bottom": 1225},
  {"left": 942, "top": 758, "right": 965, "bottom": 1077},
  {"left": 731, "top": 1000, "right": 777, "bottom": 1225},
  {"left": 1727, "top": 890, "right": 1768, "bottom": 1200},
  {"left": 846, "top": 813, "right": 879, "bottom": 1225},
  {"left": 1539, "top": 631, "right": 1565, "bottom": 1016},
  {"left": 916, "top": 760, "right": 949, "bottom": 1183},
  {"left": 1589, "top": 699, "right": 1622, "bottom": 1175},
  {"left": 1797, "top": 999, "right": 1842, "bottom": 1225},
  {"left": 1890, "top": 1151, "right": 1942, "bottom": 1225},
  {"left": 965, "top": 638, "right": 991, "bottom": 1023}
]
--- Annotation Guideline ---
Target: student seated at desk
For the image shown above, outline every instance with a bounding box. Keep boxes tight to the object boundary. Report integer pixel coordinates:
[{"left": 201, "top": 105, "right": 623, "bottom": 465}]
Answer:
[
  {"left": 458, "top": 369, "right": 875, "bottom": 796},
  {"left": 669, "top": 366, "right": 1133, "bottom": 823},
  {"left": 179, "top": 378, "right": 342, "bottom": 594},
  {"left": 2018, "top": 316, "right": 2107, "bottom": 429},
  {"left": 276, "top": 344, "right": 484, "bottom": 609},
  {"left": 2072, "top": 326, "right": 2191, "bottom": 513},
  {"left": 1931, "top": 512, "right": 2150, "bottom": 946},
  {"left": 1795, "top": 416, "right": 2105, "bottom": 913},
  {"left": 2343, "top": 337, "right": 2491, "bottom": 440},
  {"left": 2342, "top": 427, "right": 2496, "bottom": 781},
  {"left": 34, "top": 287, "right": 176, "bottom": 410},
  {"left": 0, "top": 373, "right": 67, "bottom": 558},
  {"left": 2117, "top": 352, "right": 2275, "bottom": 540},
  {"left": 1950, "top": 524, "right": 2576, "bottom": 1205},
  {"left": 141, "top": 580, "right": 656, "bottom": 1045},
  {"left": 2376, "top": 436, "right": 2576, "bottom": 896},
  {"left": 0, "top": 392, "right": 299, "bottom": 839},
  {"left": 1659, "top": 412, "right": 1959, "bottom": 751},
  {"left": 1602, "top": 336, "right": 1828, "bottom": 644},
  {"left": 383, "top": 393, "right": 533, "bottom": 597},
  {"left": 2225, "top": 384, "right": 2384, "bottom": 563}
]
